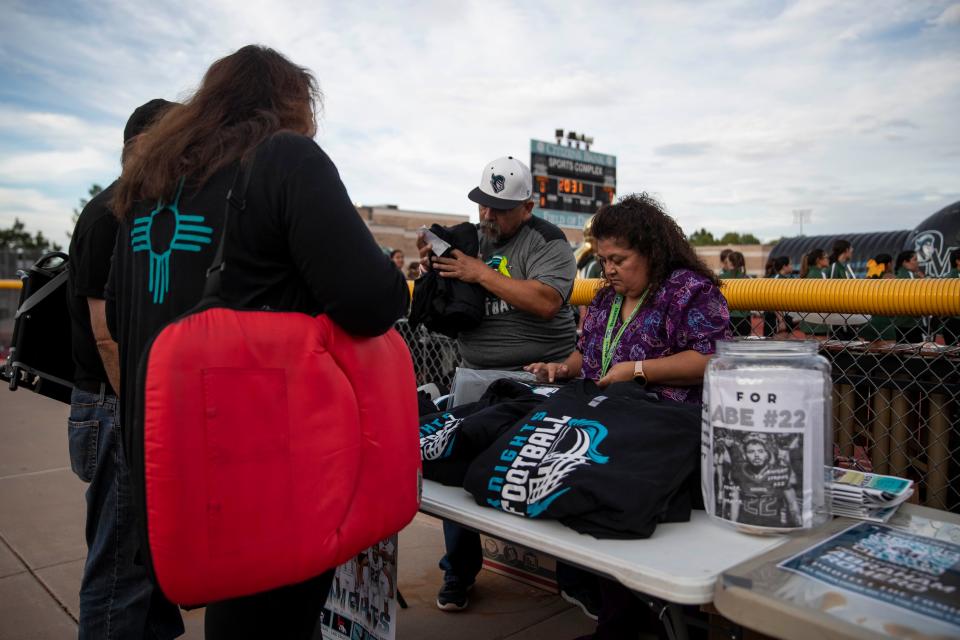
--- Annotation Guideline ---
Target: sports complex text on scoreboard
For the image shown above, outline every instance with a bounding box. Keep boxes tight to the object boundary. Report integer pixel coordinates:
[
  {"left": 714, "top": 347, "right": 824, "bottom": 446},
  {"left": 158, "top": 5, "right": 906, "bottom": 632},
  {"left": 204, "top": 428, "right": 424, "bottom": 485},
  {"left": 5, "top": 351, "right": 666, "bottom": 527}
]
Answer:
[{"left": 530, "top": 139, "right": 617, "bottom": 229}]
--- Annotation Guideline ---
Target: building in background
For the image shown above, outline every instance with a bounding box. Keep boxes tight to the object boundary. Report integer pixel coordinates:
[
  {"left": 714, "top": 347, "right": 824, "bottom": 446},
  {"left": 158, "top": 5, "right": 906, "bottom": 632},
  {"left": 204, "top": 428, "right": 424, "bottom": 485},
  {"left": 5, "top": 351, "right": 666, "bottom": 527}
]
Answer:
[{"left": 355, "top": 205, "right": 469, "bottom": 266}]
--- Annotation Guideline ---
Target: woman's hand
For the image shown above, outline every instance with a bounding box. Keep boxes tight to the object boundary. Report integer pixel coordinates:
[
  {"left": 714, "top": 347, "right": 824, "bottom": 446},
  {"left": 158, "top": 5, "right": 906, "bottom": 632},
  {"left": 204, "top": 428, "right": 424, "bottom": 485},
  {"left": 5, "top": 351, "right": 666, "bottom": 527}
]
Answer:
[
  {"left": 596, "top": 361, "right": 635, "bottom": 388},
  {"left": 524, "top": 362, "right": 570, "bottom": 383}
]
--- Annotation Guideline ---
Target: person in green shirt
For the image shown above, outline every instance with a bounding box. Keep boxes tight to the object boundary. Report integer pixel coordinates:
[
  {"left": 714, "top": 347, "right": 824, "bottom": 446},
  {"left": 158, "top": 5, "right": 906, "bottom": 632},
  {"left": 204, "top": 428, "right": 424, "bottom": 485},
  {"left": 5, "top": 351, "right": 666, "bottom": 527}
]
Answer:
[
  {"left": 862, "top": 253, "right": 896, "bottom": 341},
  {"left": 945, "top": 249, "right": 960, "bottom": 280},
  {"left": 892, "top": 250, "right": 926, "bottom": 343},
  {"left": 763, "top": 256, "right": 793, "bottom": 336},
  {"left": 720, "top": 250, "right": 751, "bottom": 336},
  {"left": 798, "top": 249, "right": 828, "bottom": 335},
  {"left": 800, "top": 248, "right": 828, "bottom": 279},
  {"left": 828, "top": 239, "right": 856, "bottom": 279}
]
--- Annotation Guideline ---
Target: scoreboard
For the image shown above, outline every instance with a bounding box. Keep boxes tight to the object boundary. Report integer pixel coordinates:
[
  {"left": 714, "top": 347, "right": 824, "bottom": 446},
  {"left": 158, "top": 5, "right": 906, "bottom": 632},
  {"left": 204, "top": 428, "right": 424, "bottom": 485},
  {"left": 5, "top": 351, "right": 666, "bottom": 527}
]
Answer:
[{"left": 530, "top": 139, "right": 616, "bottom": 229}]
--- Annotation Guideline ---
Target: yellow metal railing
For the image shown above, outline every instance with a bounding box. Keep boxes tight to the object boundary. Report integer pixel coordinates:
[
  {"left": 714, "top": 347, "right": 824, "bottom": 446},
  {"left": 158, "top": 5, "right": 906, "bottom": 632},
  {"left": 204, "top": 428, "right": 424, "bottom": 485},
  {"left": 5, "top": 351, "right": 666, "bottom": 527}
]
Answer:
[
  {"left": 716, "top": 277, "right": 960, "bottom": 316},
  {"left": 9, "top": 277, "right": 960, "bottom": 316}
]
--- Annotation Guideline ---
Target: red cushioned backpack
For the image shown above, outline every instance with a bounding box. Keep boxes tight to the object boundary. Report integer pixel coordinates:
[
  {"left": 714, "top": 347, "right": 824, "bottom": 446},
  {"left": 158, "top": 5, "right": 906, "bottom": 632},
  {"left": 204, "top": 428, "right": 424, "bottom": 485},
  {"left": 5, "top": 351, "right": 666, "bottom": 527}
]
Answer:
[{"left": 133, "top": 163, "right": 421, "bottom": 606}]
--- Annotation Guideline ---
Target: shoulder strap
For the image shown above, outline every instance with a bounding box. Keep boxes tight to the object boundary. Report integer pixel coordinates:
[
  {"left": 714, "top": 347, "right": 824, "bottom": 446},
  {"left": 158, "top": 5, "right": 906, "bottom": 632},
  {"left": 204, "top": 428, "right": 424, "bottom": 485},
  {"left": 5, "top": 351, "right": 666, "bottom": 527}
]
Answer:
[
  {"left": 202, "top": 159, "right": 255, "bottom": 300},
  {"left": 14, "top": 269, "right": 69, "bottom": 319}
]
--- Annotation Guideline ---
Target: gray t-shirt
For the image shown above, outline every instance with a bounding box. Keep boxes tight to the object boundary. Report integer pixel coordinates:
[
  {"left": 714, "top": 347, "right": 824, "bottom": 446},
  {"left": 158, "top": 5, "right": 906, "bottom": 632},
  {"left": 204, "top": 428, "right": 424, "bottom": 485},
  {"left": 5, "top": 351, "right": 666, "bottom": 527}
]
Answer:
[{"left": 458, "top": 216, "right": 577, "bottom": 369}]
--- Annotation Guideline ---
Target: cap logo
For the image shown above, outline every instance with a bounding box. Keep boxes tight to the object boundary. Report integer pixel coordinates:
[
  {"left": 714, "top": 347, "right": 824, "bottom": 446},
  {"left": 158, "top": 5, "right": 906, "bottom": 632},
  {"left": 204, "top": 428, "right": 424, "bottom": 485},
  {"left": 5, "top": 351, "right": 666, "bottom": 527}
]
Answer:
[{"left": 490, "top": 173, "right": 506, "bottom": 193}]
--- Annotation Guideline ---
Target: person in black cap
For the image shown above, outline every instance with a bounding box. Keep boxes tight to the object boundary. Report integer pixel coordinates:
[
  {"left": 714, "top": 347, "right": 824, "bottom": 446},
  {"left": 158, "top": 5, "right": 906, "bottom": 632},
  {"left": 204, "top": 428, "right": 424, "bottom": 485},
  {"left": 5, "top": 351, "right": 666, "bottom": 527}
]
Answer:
[{"left": 66, "top": 97, "right": 183, "bottom": 639}]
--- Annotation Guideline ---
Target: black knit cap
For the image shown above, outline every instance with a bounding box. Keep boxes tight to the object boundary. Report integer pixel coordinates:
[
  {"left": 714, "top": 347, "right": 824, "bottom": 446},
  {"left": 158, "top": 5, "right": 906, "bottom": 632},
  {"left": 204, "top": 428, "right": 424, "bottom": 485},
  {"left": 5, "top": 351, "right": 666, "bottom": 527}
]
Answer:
[{"left": 123, "top": 98, "right": 174, "bottom": 143}]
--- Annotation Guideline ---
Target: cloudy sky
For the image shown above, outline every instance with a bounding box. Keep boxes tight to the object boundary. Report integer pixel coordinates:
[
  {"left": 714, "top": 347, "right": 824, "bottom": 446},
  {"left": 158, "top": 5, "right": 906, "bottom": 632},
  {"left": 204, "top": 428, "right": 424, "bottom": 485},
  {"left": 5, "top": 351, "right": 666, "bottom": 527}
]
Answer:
[{"left": 1, "top": 0, "right": 958, "bottom": 245}]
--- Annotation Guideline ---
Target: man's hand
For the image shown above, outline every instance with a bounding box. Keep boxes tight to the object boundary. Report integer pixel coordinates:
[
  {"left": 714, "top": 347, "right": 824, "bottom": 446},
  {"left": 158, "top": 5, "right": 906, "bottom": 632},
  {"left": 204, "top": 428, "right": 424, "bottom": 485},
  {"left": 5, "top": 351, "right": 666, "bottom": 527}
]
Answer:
[
  {"left": 524, "top": 362, "right": 570, "bottom": 383},
  {"left": 433, "top": 249, "right": 490, "bottom": 284},
  {"left": 596, "top": 361, "right": 635, "bottom": 388}
]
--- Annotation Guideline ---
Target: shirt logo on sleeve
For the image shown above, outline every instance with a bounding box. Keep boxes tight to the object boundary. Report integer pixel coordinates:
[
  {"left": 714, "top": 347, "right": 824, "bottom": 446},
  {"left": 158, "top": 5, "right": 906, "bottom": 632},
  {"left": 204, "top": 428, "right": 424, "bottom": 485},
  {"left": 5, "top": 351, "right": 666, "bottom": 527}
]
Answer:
[
  {"left": 485, "top": 255, "right": 511, "bottom": 278},
  {"left": 130, "top": 178, "right": 213, "bottom": 304}
]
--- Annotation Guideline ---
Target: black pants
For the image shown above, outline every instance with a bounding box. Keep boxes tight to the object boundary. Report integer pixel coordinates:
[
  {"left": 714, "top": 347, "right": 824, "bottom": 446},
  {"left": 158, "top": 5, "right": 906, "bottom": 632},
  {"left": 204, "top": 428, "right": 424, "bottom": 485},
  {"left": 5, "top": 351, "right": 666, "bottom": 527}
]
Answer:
[{"left": 204, "top": 570, "right": 334, "bottom": 640}]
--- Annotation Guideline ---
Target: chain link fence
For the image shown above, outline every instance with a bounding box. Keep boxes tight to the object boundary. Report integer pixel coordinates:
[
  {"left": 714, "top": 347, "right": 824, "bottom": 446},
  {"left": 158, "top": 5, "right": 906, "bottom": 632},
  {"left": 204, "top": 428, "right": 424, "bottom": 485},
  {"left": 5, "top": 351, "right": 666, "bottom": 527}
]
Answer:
[
  {"left": 729, "top": 307, "right": 960, "bottom": 513},
  {"left": 394, "top": 319, "right": 462, "bottom": 394},
  {"left": 4, "top": 270, "right": 958, "bottom": 514},
  {"left": 397, "top": 279, "right": 960, "bottom": 515}
]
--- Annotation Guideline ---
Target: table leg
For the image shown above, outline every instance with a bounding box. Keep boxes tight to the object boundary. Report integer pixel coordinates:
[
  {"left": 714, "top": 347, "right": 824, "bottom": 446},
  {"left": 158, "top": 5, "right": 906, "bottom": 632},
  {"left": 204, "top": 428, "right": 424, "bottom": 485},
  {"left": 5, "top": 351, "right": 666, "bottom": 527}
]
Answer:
[
  {"left": 926, "top": 394, "right": 951, "bottom": 510},
  {"left": 667, "top": 603, "right": 689, "bottom": 640},
  {"left": 871, "top": 388, "right": 891, "bottom": 475}
]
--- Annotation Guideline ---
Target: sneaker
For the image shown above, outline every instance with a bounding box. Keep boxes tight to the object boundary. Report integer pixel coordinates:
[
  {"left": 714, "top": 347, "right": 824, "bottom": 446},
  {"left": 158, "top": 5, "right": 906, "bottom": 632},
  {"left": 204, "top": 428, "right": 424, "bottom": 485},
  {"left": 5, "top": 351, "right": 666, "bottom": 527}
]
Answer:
[
  {"left": 436, "top": 580, "right": 472, "bottom": 611},
  {"left": 561, "top": 587, "right": 600, "bottom": 621}
]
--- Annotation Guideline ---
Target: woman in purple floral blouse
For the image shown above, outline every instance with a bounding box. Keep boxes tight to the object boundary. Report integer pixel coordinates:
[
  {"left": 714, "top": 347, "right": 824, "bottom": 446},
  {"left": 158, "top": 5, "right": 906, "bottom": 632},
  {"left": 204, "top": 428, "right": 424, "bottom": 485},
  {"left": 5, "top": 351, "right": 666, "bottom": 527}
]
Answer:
[
  {"left": 526, "top": 193, "right": 730, "bottom": 404},
  {"left": 526, "top": 193, "right": 730, "bottom": 638}
]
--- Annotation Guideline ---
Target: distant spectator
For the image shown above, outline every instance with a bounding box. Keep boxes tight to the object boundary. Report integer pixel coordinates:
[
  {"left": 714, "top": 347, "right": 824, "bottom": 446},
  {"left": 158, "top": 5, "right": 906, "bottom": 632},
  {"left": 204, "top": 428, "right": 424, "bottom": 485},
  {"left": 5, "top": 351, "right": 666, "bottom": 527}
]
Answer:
[
  {"left": 763, "top": 257, "right": 793, "bottom": 336},
  {"left": 390, "top": 248, "right": 405, "bottom": 270},
  {"left": 763, "top": 257, "right": 775, "bottom": 278},
  {"left": 720, "top": 251, "right": 751, "bottom": 336},
  {"left": 866, "top": 253, "right": 895, "bottom": 279},
  {"left": 895, "top": 250, "right": 924, "bottom": 280},
  {"left": 798, "top": 249, "right": 829, "bottom": 335},
  {"left": 891, "top": 250, "right": 927, "bottom": 343},
  {"left": 719, "top": 248, "right": 733, "bottom": 274},
  {"left": 948, "top": 249, "right": 960, "bottom": 279},
  {"left": 406, "top": 261, "right": 420, "bottom": 280},
  {"left": 800, "top": 249, "right": 828, "bottom": 279},
  {"left": 862, "top": 253, "right": 897, "bottom": 340},
  {"left": 828, "top": 240, "right": 856, "bottom": 279}
]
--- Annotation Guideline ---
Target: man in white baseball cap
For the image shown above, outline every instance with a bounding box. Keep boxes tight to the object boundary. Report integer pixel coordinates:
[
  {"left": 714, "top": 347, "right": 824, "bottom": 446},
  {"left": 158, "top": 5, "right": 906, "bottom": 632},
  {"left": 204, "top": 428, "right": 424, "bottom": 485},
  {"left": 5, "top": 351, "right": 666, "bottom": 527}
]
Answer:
[{"left": 418, "top": 156, "right": 579, "bottom": 611}]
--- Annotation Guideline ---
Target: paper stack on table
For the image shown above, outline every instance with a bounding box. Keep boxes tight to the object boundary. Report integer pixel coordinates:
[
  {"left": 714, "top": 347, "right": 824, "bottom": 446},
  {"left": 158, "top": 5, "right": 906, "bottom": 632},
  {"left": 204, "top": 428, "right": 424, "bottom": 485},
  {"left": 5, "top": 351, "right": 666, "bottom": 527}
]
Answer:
[{"left": 827, "top": 467, "right": 914, "bottom": 523}]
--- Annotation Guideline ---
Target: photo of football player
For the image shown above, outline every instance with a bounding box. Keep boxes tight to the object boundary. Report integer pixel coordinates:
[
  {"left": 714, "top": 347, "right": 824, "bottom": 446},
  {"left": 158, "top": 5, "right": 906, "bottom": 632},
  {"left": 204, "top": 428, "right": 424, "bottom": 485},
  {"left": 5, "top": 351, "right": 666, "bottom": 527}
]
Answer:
[{"left": 725, "top": 432, "right": 802, "bottom": 528}]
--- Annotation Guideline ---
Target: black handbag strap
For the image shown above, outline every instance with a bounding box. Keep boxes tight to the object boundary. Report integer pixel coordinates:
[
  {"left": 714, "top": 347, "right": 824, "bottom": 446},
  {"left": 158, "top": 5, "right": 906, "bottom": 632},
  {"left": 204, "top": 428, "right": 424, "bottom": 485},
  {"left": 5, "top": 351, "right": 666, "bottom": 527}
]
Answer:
[
  {"left": 14, "top": 269, "right": 69, "bottom": 319},
  {"left": 202, "top": 158, "right": 254, "bottom": 300}
]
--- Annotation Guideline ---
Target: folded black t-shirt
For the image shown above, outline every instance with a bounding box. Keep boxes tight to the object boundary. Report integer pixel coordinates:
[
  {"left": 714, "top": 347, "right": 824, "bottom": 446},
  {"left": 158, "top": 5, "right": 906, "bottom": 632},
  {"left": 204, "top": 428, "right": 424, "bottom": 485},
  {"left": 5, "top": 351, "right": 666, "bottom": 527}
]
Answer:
[
  {"left": 463, "top": 379, "right": 701, "bottom": 539},
  {"left": 419, "top": 379, "right": 550, "bottom": 486}
]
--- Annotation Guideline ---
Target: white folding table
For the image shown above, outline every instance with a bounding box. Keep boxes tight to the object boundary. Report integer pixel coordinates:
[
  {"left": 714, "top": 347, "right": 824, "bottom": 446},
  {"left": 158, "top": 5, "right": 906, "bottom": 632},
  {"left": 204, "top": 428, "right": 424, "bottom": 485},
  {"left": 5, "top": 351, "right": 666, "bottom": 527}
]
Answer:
[{"left": 420, "top": 479, "right": 786, "bottom": 605}]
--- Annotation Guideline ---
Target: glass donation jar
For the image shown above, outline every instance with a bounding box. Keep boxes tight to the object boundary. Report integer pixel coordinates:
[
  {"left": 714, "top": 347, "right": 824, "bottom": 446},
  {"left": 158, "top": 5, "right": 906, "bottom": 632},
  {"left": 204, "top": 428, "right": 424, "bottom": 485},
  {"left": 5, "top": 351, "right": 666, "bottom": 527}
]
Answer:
[{"left": 702, "top": 340, "right": 832, "bottom": 535}]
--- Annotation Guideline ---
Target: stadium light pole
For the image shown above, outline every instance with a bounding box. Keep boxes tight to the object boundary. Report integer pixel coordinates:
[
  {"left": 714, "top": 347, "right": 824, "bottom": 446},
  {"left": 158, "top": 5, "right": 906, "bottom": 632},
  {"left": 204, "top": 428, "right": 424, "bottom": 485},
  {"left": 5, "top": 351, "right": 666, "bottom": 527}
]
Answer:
[{"left": 792, "top": 209, "right": 812, "bottom": 236}]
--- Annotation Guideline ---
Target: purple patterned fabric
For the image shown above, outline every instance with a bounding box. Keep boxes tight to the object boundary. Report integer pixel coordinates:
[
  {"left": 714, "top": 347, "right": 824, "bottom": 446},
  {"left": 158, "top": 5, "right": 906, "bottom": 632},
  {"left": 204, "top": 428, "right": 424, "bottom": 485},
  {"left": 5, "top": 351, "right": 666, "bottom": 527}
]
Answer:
[{"left": 577, "top": 268, "right": 730, "bottom": 403}]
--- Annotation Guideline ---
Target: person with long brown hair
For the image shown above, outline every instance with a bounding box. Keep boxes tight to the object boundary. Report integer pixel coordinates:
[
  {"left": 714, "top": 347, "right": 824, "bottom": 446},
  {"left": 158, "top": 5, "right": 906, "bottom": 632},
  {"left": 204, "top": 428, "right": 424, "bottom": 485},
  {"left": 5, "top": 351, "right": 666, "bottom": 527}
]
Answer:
[{"left": 107, "top": 45, "right": 409, "bottom": 639}]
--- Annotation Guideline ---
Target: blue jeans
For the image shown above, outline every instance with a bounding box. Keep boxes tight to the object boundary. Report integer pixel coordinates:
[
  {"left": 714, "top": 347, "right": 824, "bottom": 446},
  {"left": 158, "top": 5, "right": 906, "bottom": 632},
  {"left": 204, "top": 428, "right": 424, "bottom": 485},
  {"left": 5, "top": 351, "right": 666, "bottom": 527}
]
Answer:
[{"left": 69, "top": 387, "right": 184, "bottom": 640}]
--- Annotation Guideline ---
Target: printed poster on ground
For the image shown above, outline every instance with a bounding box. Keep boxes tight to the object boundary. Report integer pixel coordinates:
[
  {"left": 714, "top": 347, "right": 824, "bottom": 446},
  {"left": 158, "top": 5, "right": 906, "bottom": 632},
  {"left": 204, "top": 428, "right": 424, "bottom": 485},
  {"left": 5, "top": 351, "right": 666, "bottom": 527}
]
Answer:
[{"left": 319, "top": 535, "right": 398, "bottom": 640}]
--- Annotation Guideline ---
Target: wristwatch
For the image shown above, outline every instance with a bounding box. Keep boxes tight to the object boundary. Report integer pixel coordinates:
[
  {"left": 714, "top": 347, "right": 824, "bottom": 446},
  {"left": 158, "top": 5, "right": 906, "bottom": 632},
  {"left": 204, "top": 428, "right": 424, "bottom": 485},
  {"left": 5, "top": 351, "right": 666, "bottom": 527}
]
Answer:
[{"left": 633, "top": 360, "right": 647, "bottom": 386}]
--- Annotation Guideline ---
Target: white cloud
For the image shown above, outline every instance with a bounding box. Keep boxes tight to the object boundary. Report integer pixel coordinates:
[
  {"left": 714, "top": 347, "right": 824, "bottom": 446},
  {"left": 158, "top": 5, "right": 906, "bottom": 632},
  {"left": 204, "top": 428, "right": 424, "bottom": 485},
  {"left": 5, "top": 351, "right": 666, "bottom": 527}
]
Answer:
[
  {"left": 932, "top": 3, "right": 960, "bottom": 26},
  {"left": 0, "top": 0, "right": 957, "bottom": 244},
  {"left": 0, "top": 187, "right": 75, "bottom": 246}
]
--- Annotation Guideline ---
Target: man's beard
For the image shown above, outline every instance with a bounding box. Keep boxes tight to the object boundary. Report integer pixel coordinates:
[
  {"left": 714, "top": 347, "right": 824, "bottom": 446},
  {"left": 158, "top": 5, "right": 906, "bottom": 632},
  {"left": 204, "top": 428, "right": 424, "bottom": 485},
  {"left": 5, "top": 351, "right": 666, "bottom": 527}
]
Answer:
[
  {"left": 479, "top": 220, "right": 500, "bottom": 242},
  {"left": 745, "top": 461, "right": 767, "bottom": 475}
]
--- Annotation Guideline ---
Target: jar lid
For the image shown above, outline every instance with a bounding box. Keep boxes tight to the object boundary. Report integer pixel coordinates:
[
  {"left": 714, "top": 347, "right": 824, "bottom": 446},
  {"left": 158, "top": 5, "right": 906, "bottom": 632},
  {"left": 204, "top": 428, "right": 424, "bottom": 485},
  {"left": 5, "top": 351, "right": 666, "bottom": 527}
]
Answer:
[{"left": 716, "top": 338, "right": 819, "bottom": 357}]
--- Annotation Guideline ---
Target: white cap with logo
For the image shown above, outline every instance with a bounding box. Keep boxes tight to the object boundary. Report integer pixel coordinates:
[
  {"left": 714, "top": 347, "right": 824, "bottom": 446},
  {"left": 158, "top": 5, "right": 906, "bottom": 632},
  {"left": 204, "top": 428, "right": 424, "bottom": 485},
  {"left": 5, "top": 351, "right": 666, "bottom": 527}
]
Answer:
[{"left": 467, "top": 156, "right": 533, "bottom": 209}]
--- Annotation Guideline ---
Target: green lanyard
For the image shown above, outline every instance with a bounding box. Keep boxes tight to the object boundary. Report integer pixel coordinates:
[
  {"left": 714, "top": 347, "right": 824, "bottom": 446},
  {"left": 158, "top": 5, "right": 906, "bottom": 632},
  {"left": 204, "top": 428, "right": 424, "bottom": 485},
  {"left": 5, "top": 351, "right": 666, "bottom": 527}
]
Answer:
[{"left": 601, "top": 290, "right": 648, "bottom": 377}]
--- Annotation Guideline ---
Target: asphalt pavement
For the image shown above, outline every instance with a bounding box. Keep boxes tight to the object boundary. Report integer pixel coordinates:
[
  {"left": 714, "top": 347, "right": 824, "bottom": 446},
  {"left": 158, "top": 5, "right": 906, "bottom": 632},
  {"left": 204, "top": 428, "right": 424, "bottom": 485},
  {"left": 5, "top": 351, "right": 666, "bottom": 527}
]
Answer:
[{"left": 0, "top": 388, "right": 594, "bottom": 639}]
